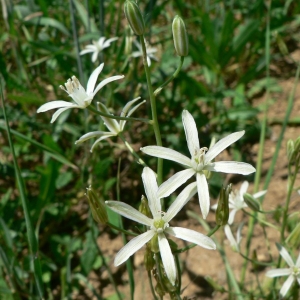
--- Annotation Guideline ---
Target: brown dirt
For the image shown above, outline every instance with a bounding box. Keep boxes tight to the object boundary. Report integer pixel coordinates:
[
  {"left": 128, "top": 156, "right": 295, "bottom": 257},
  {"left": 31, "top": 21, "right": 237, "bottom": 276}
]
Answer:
[{"left": 90, "top": 57, "right": 300, "bottom": 300}]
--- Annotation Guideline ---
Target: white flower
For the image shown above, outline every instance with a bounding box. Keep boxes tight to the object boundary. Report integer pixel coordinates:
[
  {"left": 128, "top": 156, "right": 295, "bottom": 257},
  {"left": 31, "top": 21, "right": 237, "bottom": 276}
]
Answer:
[
  {"left": 80, "top": 37, "right": 118, "bottom": 62},
  {"left": 224, "top": 224, "right": 243, "bottom": 252},
  {"left": 75, "top": 97, "right": 145, "bottom": 152},
  {"left": 37, "top": 64, "right": 124, "bottom": 123},
  {"left": 106, "top": 167, "right": 216, "bottom": 286},
  {"left": 266, "top": 244, "right": 300, "bottom": 298},
  {"left": 131, "top": 39, "right": 158, "bottom": 67},
  {"left": 141, "top": 110, "right": 256, "bottom": 219}
]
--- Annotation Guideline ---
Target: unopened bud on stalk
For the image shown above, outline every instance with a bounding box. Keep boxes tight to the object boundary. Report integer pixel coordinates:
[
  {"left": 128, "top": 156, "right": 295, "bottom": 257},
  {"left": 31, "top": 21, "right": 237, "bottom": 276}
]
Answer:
[
  {"left": 286, "top": 222, "right": 300, "bottom": 248},
  {"left": 139, "top": 195, "right": 152, "bottom": 218},
  {"left": 172, "top": 15, "right": 189, "bottom": 57},
  {"left": 215, "top": 184, "right": 231, "bottom": 225},
  {"left": 124, "top": 1, "right": 145, "bottom": 36},
  {"left": 86, "top": 186, "right": 108, "bottom": 224},
  {"left": 287, "top": 139, "right": 295, "bottom": 162},
  {"left": 243, "top": 193, "right": 260, "bottom": 212}
]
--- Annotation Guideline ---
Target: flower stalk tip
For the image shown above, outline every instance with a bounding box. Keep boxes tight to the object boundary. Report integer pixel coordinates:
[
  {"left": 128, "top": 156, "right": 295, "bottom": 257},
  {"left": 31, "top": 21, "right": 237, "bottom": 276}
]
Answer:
[{"left": 124, "top": 0, "right": 145, "bottom": 36}]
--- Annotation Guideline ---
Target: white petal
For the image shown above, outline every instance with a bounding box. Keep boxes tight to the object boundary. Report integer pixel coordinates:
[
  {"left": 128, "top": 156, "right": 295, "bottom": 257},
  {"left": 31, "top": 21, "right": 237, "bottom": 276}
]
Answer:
[
  {"left": 205, "top": 131, "right": 245, "bottom": 162},
  {"left": 114, "top": 230, "right": 154, "bottom": 266},
  {"left": 141, "top": 146, "right": 191, "bottom": 167},
  {"left": 86, "top": 63, "right": 104, "bottom": 94},
  {"left": 142, "top": 167, "right": 161, "bottom": 219},
  {"left": 253, "top": 190, "right": 267, "bottom": 199},
  {"left": 211, "top": 203, "right": 218, "bottom": 210},
  {"left": 93, "top": 75, "right": 124, "bottom": 96},
  {"left": 266, "top": 268, "right": 292, "bottom": 277},
  {"left": 50, "top": 107, "right": 75, "bottom": 123},
  {"left": 119, "top": 97, "right": 143, "bottom": 130},
  {"left": 37, "top": 101, "right": 77, "bottom": 113},
  {"left": 196, "top": 173, "right": 210, "bottom": 219},
  {"left": 240, "top": 181, "right": 249, "bottom": 195},
  {"left": 75, "top": 131, "right": 114, "bottom": 144},
  {"left": 279, "top": 274, "right": 295, "bottom": 298},
  {"left": 228, "top": 209, "right": 237, "bottom": 225},
  {"left": 91, "top": 51, "right": 99, "bottom": 63},
  {"left": 166, "top": 227, "right": 216, "bottom": 250},
  {"left": 90, "top": 134, "right": 116, "bottom": 152},
  {"left": 158, "top": 233, "right": 176, "bottom": 286},
  {"left": 224, "top": 224, "right": 237, "bottom": 249},
  {"left": 295, "top": 253, "right": 300, "bottom": 268},
  {"left": 157, "top": 169, "right": 195, "bottom": 199},
  {"left": 105, "top": 201, "right": 153, "bottom": 226},
  {"left": 182, "top": 110, "right": 200, "bottom": 156},
  {"left": 164, "top": 182, "right": 197, "bottom": 223},
  {"left": 205, "top": 161, "right": 256, "bottom": 175},
  {"left": 278, "top": 244, "right": 295, "bottom": 267},
  {"left": 146, "top": 56, "right": 151, "bottom": 67},
  {"left": 80, "top": 48, "right": 95, "bottom": 55},
  {"left": 104, "top": 37, "right": 118, "bottom": 45},
  {"left": 97, "top": 102, "right": 120, "bottom": 134}
]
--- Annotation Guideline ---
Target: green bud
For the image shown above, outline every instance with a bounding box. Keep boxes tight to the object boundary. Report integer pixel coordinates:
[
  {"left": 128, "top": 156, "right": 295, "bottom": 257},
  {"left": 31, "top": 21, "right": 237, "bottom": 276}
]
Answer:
[
  {"left": 215, "top": 184, "right": 231, "bottom": 225},
  {"left": 139, "top": 195, "right": 152, "bottom": 218},
  {"left": 86, "top": 186, "right": 108, "bottom": 224},
  {"left": 287, "top": 139, "right": 295, "bottom": 162},
  {"left": 172, "top": 15, "right": 188, "bottom": 57},
  {"left": 124, "top": 27, "right": 133, "bottom": 55},
  {"left": 286, "top": 222, "right": 300, "bottom": 248},
  {"left": 124, "top": 1, "right": 145, "bottom": 36},
  {"left": 144, "top": 245, "right": 155, "bottom": 271},
  {"left": 243, "top": 193, "right": 260, "bottom": 212}
]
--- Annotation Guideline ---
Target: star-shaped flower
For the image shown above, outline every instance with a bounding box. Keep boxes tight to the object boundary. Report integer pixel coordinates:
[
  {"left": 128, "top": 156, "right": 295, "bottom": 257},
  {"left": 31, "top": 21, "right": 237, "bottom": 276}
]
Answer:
[
  {"left": 37, "top": 63, "right": 124, "bottom": 123},
  {"left": 141, "top": 110, "right": 256, "bottom": 219},
  {"left": 80, "top": 37, "right": 118, "bottom": 62},
  {"left": 106, "top": 167, "right": 216, "bottom": 285},
  {"left": 211, "top": 181, "right": 266, "bottom": 224},
  {"left": 266, "top": 244, "right": 300, "bottom": 298},
  {"left": 75, "top": 97, "right": 145, "bottom": 152},
  {"left": 131, "top": 39, "right": 158, "bottom": 67}
]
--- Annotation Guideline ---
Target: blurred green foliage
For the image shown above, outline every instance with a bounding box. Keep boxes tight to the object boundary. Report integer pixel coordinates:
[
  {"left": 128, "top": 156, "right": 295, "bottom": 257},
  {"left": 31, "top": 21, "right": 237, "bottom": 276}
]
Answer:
[{"left": 0, "top": 0, "right": 300, "bottom": 299}]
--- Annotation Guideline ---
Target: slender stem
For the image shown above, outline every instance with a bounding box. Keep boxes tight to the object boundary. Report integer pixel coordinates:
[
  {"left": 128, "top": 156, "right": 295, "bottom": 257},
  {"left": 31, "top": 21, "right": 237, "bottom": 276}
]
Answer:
[
  {"left": 175, "top": 254, "right": 181, "bottom": 294},
  {"left": 147, "top": 270, "right": 159, "bottom": 300},
  {"left": 107, "top": 222, "right": 138, "bottom": 236},
  {"left": 119, "top": 133, "right": 147, "bottom": 167},
  {"left": 0, "top": 78, "right": 44, "bottom": 298},
  {"left": 140, "top": 36, "right": 163, "bottom": 184},
  {"left": 88, "top": 105, "right": 150, "bottom": 123},
  {"left": 154, "top": 56, "right": 184, "bottom": 96}
]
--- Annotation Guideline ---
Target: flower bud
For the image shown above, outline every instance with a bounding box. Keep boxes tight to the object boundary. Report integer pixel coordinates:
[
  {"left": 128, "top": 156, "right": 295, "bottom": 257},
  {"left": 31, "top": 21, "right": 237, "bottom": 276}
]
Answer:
[
  {"left": 243, "top": 193, "right": 260, "bottom": 212},
  {"left": 139, "top": 195, "right": 152, "bottom": 218},
  {"left": 215, "top": 184, "right": 231, "bottom": 225},
  {"left": 287, "top": 139, "right": 295, "bottom": 162},
  {"left": 286, "top": 222, "right": 300, "bottom": 248},
  {"left": 124, "top": 1, "right": 145, "bottom": 36},
  {"left": 86, "top": 186, "right": 108, "bottom": 224},
  {"left": 172, "top": 15, "right": 188, "bottom": 57}
]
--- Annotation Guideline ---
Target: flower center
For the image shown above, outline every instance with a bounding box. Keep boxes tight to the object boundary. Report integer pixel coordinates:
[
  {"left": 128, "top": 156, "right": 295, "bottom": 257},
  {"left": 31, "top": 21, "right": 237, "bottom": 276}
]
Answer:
[
  {"left": 292, "top": 266, "right": 300, "bottom": 275},
  {"left": 153, "top": 218, "right": 168, "bottom": 234},
  {"left": 192, "top": 147, "right": 208, "bottom": 171}
]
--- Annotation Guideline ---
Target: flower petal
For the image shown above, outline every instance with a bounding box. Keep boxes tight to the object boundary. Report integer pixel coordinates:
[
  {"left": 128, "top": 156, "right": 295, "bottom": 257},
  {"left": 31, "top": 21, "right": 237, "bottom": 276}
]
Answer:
[
  {"left": 141, "top": 146, "right": 191, "bottom": 167},
  {"left": 80, "top": 48, "right": 95, "bottom": 55},
  {"left": 93, "top": 75, "right": 124, "bottom": 96},
  {"left": 37, "top": 101, "right": 77, "bottom": 113},
  {"left": 295, "top": 253, "right": 300, "bottom": 268},
  {"left": 157, "top": 168, "right": 195, "bottom": 199},
  {"left": 50, "top": 107, "right": 75, "bottom": 123},
  {"left": 279, "top": 274, "right": 295, "bottom": 298},
  {"left": 97, "top": 102, "right": 120, "bottom": 134},
  {"left": 142, "top": 167, "right": 161, "bottom": 219},
  {"left": 205, "top": 131, "right": 245, "bottom": 162},
  {"left": 166, "top": 227, "right": 216, "bottom": 250},
  {"left": 253, "top": 190, "right": 267, "bottom": 199},
  {"left": 265, "top": 268, "right": 292, "bottom": 278},
  {"left": 90, "top": 134, "right": 116, "bottom": 152},
  {"left": 120, "top": 97, "right": 144, "bottom": 130},
  {"left": 205, "top": 161, "right": 256, "bottom": 175},
  {"left": 105, "top": 201, "right": 153, "bottom": 226},
  {"left": 196, "top": 173, "right": 210, "bottom": 219},
  {"left": 277, "top": 244, "right": 294, "bottom": 268},
  {"left": 164, "top": 182, "right": 197, "bottom": 223},
  {"left": 75, "top": 131, "right": 111, "bottom": 144},
  {"left": 228, "top": 209, "right": 238, "bottom": 225},
  {"left": 158, "top": 233, "right": 176, "bottom": 286},
  {"left": 86, "top": 63, "right": 104, "bottom": 94},
  {"left": 92, "top": 51, "right": 99, "bottom": 63},
  {"left": 182, "top": 110, "right": 200, "bottom": 157},
  {"left": 224, "top": 224, "right": 238, "bottom": 250},
  {"left": 240, "top": 181, "right": 249, "bottom": 196},
  {"left": 114, "top": 230, "right": 154, "bottom": 266}
]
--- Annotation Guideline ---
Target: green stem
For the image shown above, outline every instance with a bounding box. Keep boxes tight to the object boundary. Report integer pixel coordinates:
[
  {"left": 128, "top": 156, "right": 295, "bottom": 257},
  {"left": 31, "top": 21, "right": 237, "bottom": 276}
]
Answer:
[
  {"left": 0, "top": 79, "right": 44, "bottom": 298},
  {"left": 88, "top": 105, "right": 150, "bottom": 123},
  {"left": 140, "top": 36, "right": 163, "bottom": 184},
  {"left": 119, "top": 133, "right": 147, "bottom": 167},
  {"left": 107, "top": 222, "right": 138, "bottom": 236},
  {"left": 148, "top": 270, "right": 159, "bottom": 300},
  {"left": 154, "top": 56, "right": 184, "bottom": 96}
]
